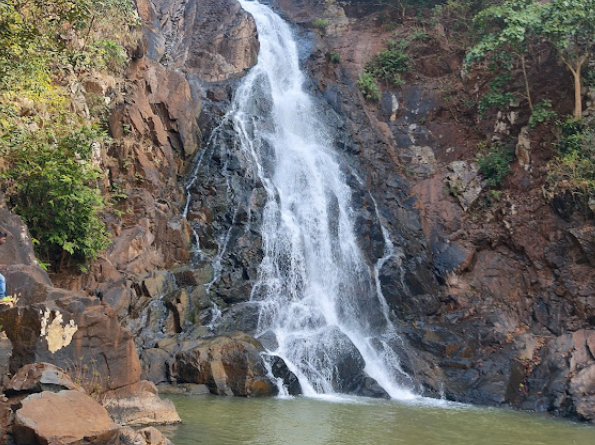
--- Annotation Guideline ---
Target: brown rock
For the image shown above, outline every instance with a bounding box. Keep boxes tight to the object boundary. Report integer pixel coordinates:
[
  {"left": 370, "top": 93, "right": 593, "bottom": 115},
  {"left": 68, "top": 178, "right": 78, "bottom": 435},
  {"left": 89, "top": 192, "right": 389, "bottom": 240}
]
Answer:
[
  {"left": 0, "top": 296, "right": 141, "bottom": 391},
  {"left": 0, "top": 332, "right": 12, "bottom": 388},
  {"left": 172, "top": 333, "right": 278, "bottom": 397},
  {"left": 0, "top": 398, "right": 11, "bottom": 445},
  {"left": 102, "top": 381, "right": 181, "bottom": 426},
  {"left": 13, "top": 390, "right": 120, "bottom": 445},
  {"left": 5, "top": 363, "right": 84, "bottom": 396},
  {"left": 570, "top": 365, "right": 595, "bottom": 420},
  {"left": 140, "top": 348, "right": 172, "bottom": 384},
  {"left": 568, "top": 226, "right": 595, "bottom": 267},
  {"left": 0, "top": 209, "right": 45, "bottom": 268},
  {"left": 143, "top": 0, "right": 259, "bottom": 82},
  {"left": 119, "top": 426, "right": 173, "bottom": 445}
]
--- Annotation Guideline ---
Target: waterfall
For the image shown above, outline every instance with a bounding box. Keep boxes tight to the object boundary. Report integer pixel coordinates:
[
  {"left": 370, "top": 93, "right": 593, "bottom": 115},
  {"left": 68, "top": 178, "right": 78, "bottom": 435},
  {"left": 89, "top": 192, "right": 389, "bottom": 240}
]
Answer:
[{"left": 221, "top": 0, "right": 416, "bottom": 400}]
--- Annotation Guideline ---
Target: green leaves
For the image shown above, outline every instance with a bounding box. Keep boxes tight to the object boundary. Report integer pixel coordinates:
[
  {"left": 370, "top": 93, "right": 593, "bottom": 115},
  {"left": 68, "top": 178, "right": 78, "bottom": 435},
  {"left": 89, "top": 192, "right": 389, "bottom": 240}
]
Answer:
[
  {"left": 357, "top": 72, "right": 381, "bottom": 101},
  {"left": 477, "top": 143, "right": 514, "bottom": 188},
  {"left": 546, "top": 118, "right": 595, "bottom": 209},
  {"left": 0, "top": 1, "right": 139, "bottom": 269},
  {"left": 2, "top": 125, "right": 110, "bottom": 267},
  {"left": 468, "top": 0, "right": 595, "bottom": 117},
  {"left": 467, "top": 0, "right": 542, "bottom": 64},
  {"left": 365, "top": 40, "right": 411, "bottom": 85},
  {"left": 540, "top": 0, "right": 595, "bottom": 60}
]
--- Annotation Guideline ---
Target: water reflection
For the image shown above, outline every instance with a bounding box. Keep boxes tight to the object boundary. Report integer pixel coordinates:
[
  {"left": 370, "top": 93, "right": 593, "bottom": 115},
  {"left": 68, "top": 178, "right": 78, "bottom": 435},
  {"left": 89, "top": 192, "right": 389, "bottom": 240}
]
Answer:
[{"left": 159, "top": 395, "right": 595, "bottom": 445}]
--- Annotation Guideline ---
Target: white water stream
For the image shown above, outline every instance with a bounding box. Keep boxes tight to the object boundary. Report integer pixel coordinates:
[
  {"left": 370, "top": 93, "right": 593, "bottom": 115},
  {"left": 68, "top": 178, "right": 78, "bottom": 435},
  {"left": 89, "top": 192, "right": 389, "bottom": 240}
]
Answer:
[{"left": 224, "top": 0, "right": 416, "bottom": 399}]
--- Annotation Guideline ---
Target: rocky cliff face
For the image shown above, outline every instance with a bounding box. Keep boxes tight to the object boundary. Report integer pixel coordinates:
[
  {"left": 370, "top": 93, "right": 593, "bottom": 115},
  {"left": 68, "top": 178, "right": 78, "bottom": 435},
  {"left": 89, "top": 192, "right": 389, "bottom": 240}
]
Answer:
[
  {"left": 2, "top": 0, "right": 594, "bottom": 432},
  {"left": 267, "top": 0, "right": 595, "bottom": 420},
  {"left": 70, "top": 0, "right": 595, "bottom": 420},
  {"left": 0, "top": 0, "right": 262, "bottom": 441}
]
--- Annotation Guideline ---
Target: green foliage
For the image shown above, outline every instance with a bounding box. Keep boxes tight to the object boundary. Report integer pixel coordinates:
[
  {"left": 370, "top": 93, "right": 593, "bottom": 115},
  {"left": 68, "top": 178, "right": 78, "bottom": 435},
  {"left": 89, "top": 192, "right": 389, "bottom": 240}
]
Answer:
[
  {"left": 409, "top": 27, "right": 429, "bottom": 40},
  {"left": 546, "top": 118, "right": 595, "bottom": 207},
  {"left": 330, "top": 52, "right": 341, "bottom": 64},
  {"left": 357, "top": 72, "right": 381, "bottom": 101},
  {"left": 0, "top": 1, "right": 139, "bottom": 269},
  {"left": 313, "top": 18, "right": 329, "bottom": 30},
  {"left": 477, "top": 143, "right": 514, "bottom": 187},
  {"left": 556, "top": 118, "right": 592, "bottom": 154},
  {"left": 365, "top": 40, "right": 410, "bottom": 85},
  {"left": 466, "top": 0, "right": 542, "bottom": 62},
  {"left": 2, "top": 124, "right": 110, "bottom": 267},
  {"left": 529, "top": 99, "right": 557, "bottom": 128},
  {"left": 478, "top": 91, "right": 514, "bottom": 118},
  {"left": 468, "top": 0, "right": 595, "bottom": 118},
  {"left": 539, "top": 0, "right": 595, "bottom": 58},
  {"left": 466, "top": 0, "right": 542, "bottom": 112}
]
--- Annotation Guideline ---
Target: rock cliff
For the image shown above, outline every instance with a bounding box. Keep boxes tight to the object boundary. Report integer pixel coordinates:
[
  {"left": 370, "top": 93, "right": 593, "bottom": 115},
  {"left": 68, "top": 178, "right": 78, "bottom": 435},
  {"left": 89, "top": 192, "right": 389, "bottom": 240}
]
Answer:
[
  {"left": 1, "top": 1, "right": 594, "bottom": 439},
  {"left": 268, "top": 0, "right": 595, "bottom": 421}
]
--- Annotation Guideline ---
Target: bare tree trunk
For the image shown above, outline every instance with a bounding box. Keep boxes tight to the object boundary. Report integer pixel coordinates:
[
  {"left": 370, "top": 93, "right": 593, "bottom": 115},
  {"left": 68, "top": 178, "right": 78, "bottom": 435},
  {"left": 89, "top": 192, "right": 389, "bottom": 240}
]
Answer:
[
  {"left": 562, "top": 54, "right": 588, "bottom": 119},
  {"left": 519, "top": 54, "right": 533, "bottom": 112},
  {"left": 573, "top": 68, "right": 582, "bottom": 119}
]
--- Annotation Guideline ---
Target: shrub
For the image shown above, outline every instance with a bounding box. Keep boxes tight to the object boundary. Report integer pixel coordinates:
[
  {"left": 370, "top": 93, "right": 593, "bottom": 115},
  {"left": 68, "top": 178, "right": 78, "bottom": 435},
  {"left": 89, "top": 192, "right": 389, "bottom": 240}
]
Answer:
[
  {"left": 365, "top": 40, "right": 410, "bottom": 85},
  {"left": 529, "top": 99, "right": 557, "bottom": 128},
  {"left": 357, "top": 72, "right": 381, "bottom": 101},
  {"left": 478, "top": 91, "right": 514, "bottom": 118},
  {"left": 546, "top": 118, "right": 595, "bottom": 209},
  {"left": 313, "top": 18, "right": 329, "bottom": 30},
  {"left": 330, "top": 52, "right": 341, "bottom": 64},
  {"left": 477, "top": 143, "right": 514, "bottom": 187},
  {"left": 2, "top": 125, "right": 110, "bottom": 269},
  {"left": 0, "top": 0, "right": 139, "bottom": 269}
]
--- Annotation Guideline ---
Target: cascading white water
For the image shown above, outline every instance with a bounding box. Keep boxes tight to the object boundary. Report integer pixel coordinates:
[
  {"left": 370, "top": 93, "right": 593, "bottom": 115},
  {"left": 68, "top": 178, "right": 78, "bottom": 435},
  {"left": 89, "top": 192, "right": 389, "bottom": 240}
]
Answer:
[{"left": 232, "top": 0, "right": 415, "bottom": 400}]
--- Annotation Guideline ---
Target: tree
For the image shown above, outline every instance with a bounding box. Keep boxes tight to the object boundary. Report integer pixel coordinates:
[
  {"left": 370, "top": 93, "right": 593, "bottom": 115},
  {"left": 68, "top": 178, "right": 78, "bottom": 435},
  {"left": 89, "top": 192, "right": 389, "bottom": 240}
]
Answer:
[
  {"left": 466, "top": 0, "right": 543, "bottom": 112},
  {"left": 2, "top": 125, "right": 110, "bottom": 270},
  {"left": 540, "top": 0, "right": 595, "bottom": 119}
]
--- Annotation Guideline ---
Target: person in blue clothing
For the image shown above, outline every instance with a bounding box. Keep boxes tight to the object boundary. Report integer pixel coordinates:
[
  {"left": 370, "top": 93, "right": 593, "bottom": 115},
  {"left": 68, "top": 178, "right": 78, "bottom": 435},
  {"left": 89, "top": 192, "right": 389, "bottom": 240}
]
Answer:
[{"left": 0, "top": 231, "right": 6, "bottom": 301}]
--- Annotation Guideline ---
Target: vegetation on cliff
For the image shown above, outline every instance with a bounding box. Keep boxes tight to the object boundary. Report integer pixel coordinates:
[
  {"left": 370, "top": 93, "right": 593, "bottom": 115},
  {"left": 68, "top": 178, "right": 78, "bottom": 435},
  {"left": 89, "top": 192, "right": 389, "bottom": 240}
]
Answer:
[
  {"left": 363, "top": 0, "right": 595, "bottom": 210},
  {"left": 0, "top": 0, "right": 139, "bottom": 270}
]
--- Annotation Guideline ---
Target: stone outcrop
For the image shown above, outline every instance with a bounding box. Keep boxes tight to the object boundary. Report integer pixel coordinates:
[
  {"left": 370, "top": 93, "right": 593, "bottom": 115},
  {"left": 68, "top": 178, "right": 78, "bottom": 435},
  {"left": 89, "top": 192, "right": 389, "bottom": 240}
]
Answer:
[
  {"left": 0, "top": 397, "right": 11, "bottom": 445},
  {"left": 172, "top": 333, "right": 278, "bottom": 397},
  {"left": 102, "top": 380, "right": 181, "bottom": 426},
  {"left": 1, "top": 296, "right": 141, "bottom": 391},
  {"left": 141, "top": 0, "right": 259, "bottom": 82},
  {"left": 0, "top": 333, "right": 11, "bottom": 389},
  {"left": 13, "top": 390, "right": 120, "bottom": 445},
  {"left": 4, "top": 362, "right": 84, "bottom": 396},
  {"left": 119, "top": 426, "right": 173, "bottom": 445}
]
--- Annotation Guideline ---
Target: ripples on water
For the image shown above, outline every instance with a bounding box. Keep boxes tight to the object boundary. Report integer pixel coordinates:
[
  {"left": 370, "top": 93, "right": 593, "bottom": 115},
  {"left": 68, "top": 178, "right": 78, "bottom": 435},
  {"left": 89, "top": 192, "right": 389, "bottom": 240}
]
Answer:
[{"left": 159, "top": 395, "right": 595, "bottom": 445}]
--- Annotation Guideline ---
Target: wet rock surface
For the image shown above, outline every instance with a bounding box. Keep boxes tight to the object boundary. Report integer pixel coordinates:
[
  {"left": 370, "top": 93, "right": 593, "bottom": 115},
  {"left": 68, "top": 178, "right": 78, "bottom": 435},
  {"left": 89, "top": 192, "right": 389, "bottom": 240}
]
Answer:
[
  {"left": 172, "top": 333, "right": 278, "bottom": 397},
  {"left": 270, "top": 0, "right": 595, "bottom": 421}
]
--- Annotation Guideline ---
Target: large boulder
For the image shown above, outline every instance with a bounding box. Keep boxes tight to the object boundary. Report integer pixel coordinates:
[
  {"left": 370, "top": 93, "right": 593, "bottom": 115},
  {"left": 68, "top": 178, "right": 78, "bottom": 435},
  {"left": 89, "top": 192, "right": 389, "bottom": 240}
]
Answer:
[
  {"left": 0, "top": 208, "right": 53, "bottom": 305},
  {"left": 172, "top": 332, "right": 278, "bottom": 397},
  {"left": 119, "top": 426, "right": 173, "bottom": 445},
  {"left": 4, "top": 362, "right": 83, "bottom": 396},
  {"left": 102, "top": 380, "right": 181, "bottom": 426},
  {"left": 0, "top": 296, "right": 141, "bottom": 391},
  {"left": 0, "top": 208, "right": 43, "bottom": 268},
  {"left": 13, "top": 390, "right": 120, "bottom": 445}
]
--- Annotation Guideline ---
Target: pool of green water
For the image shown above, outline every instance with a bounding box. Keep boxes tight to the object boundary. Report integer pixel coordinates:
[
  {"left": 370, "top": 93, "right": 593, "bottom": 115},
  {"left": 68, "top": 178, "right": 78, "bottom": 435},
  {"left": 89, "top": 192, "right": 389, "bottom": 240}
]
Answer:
[{"left": 158, "top": 394, "right": 595, "bottom": 445}]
